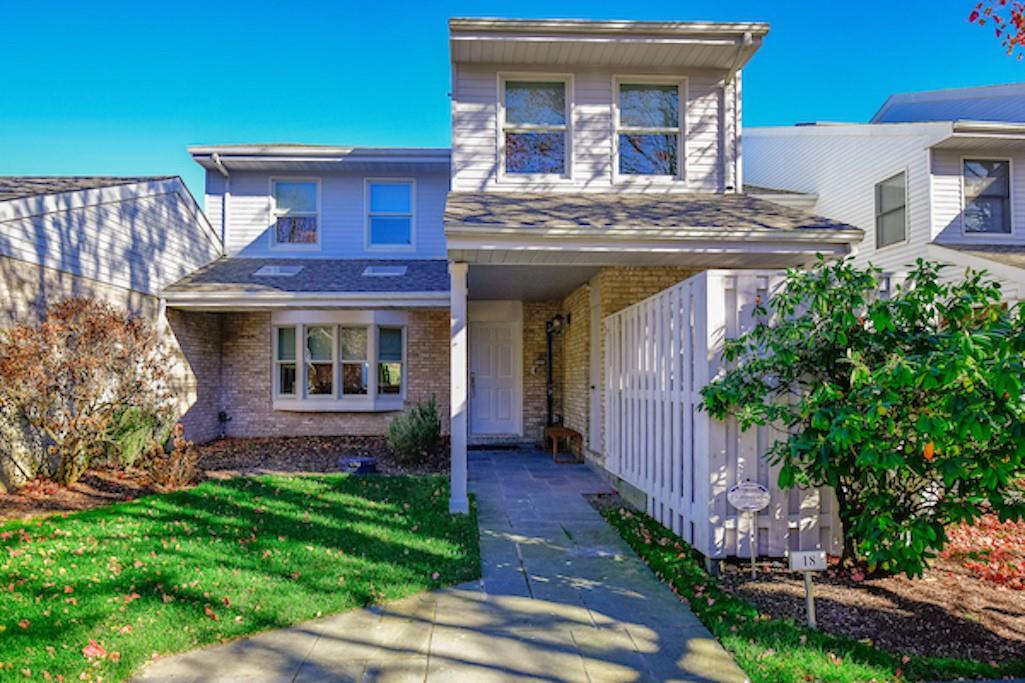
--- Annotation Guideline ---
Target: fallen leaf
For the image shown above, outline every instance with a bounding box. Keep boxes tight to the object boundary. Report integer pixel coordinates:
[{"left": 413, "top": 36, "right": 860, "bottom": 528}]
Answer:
[
  {"left": 82, "top": 640, "right": 107, "bottom": 659},
  {"left": 18, "top": 619, "right": 30, "bottom": 629},
  {"left": 204, "top": 605, "right": 219, "bottom": 621}
]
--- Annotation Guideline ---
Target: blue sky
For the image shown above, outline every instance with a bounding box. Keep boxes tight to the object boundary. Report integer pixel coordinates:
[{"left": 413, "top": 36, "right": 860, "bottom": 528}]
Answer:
[{"left": 1, "top": 0, "right": 1021, "bottom": 203}]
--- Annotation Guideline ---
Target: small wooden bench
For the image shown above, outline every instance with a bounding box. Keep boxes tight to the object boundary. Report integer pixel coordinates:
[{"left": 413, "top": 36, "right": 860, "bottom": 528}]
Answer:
[{"left": 543, "top": 425, "right": 583, "bottom": 464}]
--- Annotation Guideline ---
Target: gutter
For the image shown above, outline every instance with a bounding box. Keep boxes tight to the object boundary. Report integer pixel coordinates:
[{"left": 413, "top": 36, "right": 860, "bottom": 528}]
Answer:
[
  {"left": 162, "top": 290, "right": 451, "bottom": 310},
  {"left": 211, "top": 153, "right": 230, "bottom": 249},
  {"left": 443, "top": 223, "right": 864, "bottom": 244}
]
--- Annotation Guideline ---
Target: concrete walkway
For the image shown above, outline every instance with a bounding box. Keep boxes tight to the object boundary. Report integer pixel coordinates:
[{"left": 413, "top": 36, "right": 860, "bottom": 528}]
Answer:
[{"left": 135, "top": 450, "right": 747, "bottom": 682}]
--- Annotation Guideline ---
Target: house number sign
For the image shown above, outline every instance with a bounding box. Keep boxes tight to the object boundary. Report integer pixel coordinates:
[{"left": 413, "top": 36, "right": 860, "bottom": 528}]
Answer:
[{"left": 727, "top": 481, "right": 770, "bottom": 578}]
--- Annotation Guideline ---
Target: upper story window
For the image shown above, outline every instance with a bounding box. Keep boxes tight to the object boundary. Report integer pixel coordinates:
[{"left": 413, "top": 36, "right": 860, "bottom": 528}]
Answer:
[
  {"left": 501, "top": 79, "right": 568, "bottom": 176},
  {"left": 272, "top": 180, "right": 319, "bottom": 247},
  {"left": 616, "top": 81, "right": 683, "bottom": 178},
  {"left": 366, "top": 180, "right": 414, "bottom": 248},
  {"left": 963, "top": 159, "right": 1012, "bottom": 234},
  {"left": 875, "top": 171, "right": 907, "bottom": 249}
]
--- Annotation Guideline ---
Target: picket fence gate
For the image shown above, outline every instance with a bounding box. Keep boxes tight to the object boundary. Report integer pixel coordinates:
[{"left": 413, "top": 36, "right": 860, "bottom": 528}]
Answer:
[{"left": 603, "top": 270, "right": 841, "bottom": 560}]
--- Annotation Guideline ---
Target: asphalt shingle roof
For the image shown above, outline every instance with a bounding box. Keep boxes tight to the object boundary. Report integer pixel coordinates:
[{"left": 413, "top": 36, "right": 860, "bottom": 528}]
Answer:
[
  {"left": 939, "top": 243, "right": 1025, "bottom": 270},
  {"left": 0, "top": 176, "right": 176, "bottom": 202},
  {"left": 444, "top": 191, "right": 857, "bottom": 233},
  {"left": 164, "top": 258, "right": 450, "bottom": 294}
]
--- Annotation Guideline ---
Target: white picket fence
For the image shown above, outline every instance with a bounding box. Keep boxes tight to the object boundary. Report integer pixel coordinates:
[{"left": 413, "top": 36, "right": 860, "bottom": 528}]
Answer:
[{"left": 603, "top": 270, "right": 841, "bottom": 560}]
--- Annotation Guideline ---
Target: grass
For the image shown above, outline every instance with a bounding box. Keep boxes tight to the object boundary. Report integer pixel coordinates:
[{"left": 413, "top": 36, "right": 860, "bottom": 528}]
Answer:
[
  {"left": 600, "top": 504, "right": 1025, "bottom": 683},
  {"left": 0, "top": 474, "right": 480, "bottom": 682}
]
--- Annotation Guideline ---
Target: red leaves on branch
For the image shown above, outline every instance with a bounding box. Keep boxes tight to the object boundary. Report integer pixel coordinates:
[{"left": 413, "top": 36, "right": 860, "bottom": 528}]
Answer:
[
  {"left": 970, "top": 1, "right": 1025, "bottom": 58},
  {"left": 941, "top": 514, "right": 1025, "bottom": 589}
]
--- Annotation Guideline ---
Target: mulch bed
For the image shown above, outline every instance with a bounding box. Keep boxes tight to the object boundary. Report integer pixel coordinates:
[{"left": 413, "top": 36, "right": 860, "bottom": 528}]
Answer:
[
  {"left": 0, "top": 436, "right": 447, "bottom": 523},
  {"left": 719, "top": 553, "right": 1025, "bottom": 663}
]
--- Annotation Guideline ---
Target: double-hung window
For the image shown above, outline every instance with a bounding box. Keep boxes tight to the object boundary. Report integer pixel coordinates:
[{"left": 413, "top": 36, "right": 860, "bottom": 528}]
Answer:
[
  {"left": 273, "top": 318, "right": 406, "bottom": 410},
  {"left": 875, "top": 172, "right": 907, "bottom": 249},
  {"left": 502, "top": 79, "right": 568, "bottom": 175},
  {"left": 616, "top": 81, "right": 682, "bottom": 178},
  {"left": 963, "top": 159, "right": 1012, "bottom": 234},
  {"left": 367, "top": 181, "right": 414, "bottom": 247},
  {"left": 271, "top": 180, "right": 319, "bottom": 246}
]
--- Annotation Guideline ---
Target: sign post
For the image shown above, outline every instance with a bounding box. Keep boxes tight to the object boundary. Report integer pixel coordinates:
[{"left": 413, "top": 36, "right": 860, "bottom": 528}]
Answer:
[
  {"left": 726, "top": 481, "right": 770, "bottom": 579},
  {"left": 789, "top": 550, "right": 827, "bottom": 629}
]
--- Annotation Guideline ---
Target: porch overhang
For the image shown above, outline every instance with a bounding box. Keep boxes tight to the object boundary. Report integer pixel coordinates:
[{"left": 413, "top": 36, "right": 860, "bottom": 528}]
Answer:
[{"left": 162, "top": 290, "right": 450, "bottom": 311}]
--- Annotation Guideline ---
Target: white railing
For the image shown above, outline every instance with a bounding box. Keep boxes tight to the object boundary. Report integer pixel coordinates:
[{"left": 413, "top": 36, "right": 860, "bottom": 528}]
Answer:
[{"left": 603, "top": 270, "right": 841, "bottom": 560}]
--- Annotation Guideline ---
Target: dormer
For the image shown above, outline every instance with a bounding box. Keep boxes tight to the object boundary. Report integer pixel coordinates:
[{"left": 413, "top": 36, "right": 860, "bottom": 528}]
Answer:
[{"left": 448, "top": 18, "right": 767, "bottom": 194}]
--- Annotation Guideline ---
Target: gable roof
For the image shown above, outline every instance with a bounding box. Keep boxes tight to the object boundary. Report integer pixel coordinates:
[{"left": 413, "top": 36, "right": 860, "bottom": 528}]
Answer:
[
  {"left": 0, "top": 176, "right": 176, "bottom": 202},
  {"left": 444, "top": 191, "right": 857, "bottom": 235},
  {"left": 871, "top": 82, "right": 1025, "bottom": 124}
]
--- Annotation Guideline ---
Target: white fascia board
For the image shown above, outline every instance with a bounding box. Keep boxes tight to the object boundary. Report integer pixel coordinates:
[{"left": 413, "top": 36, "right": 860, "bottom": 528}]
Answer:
[
  {"left": 448, "top": 17, "right": 770, "bottom": 37},
  {"left": 745, "top": 121, "right": 953, "bottom": 140},
  {"left": 162, "top": 290, "right": 450, "bottom": 310},
  {"left": 445, "top": 223, "right": 863, "bottom": 245}
]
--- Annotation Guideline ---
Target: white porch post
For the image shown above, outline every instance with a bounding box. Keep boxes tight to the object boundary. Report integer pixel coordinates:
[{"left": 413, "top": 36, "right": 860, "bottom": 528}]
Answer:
[{"left": 448, "top": 261, "right": 470, "bottom": 514}]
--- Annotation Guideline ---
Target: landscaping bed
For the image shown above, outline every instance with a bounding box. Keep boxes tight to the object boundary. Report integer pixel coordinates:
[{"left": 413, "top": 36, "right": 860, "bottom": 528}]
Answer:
[
  {"left": 0, "top": 473, "right": 479, "bottom": 682},
  {"left": 591, "top": 493, "right": 1025, "bottom": 682},
  {"left": 0, "top": 436, "right": 447, "bottom": 522}
]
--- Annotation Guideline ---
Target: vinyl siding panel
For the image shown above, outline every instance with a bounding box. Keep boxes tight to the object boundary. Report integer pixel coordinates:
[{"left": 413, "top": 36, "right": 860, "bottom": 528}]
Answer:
[
  {"left": 744, "top": 125, "right": 941, "bottom": 274},
  {"left": 452, "top": 64, "right": 727, "bottom": 193},
  {"left": 931, "top": 148, "right": 1025, "bottom": 244},
  {"left": 222, "top": 169, "right": 449, "bottom": 259},
  {"left": 0, "top": 182, "right": 221, "bottom": 295}
]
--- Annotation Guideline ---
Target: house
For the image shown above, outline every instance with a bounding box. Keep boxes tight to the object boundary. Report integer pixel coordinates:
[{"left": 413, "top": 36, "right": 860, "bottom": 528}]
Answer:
[
  {"left": 0, "top": 176, "right": 222, "bottom": 489},
  {"left": 745, "top": 82, "right": 1025, "bottom": 299},
  {"left": 1, "top": 17, "right": 865, "bottom": 561}
]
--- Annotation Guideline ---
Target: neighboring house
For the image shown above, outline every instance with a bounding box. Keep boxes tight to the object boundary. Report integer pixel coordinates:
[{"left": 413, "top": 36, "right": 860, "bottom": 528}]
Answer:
[
  {"left": 0, "top": 176, "right": 222, "bottom": 489},
  {"left": 1, "top": 17, "right": 866, "bottom": 562},
  {"left": 745, "top": 83, "right": 1025, "bottom": 299}
]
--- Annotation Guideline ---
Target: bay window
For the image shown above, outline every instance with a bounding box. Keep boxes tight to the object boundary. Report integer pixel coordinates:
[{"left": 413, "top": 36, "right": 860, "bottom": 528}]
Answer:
[
  {"left": 502, "top": 78, "right": 569, "bottom": 176},
  {"left": 272, "top": 311, "right": 407, "bottom": 411}
]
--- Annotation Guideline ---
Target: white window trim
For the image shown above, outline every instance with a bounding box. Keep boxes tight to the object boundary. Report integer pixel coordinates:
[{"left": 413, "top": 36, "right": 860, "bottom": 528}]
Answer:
[
  {"left": 612, "top": 75, "right": 688, "bottom": 186},
  {"left": 273, "top": 326, "right": 298, "bottom": 397},
  {"left": 269, "top": 177, "right": 322, "bottom": 251},
  {"left": 364, "top": 178, "right": 417, "bottom": 251},
  {"left": 497, "top": 72, "right": 574, "bottom": 184},
  {"left": 960, "top": 156, "right": 1014, "bottom": 239},
  {"left": 873, "top": 168, "right": 910, "bottom": 251},
  {"left": 271, "top": 310, "right": 408, "bottom": 412}
]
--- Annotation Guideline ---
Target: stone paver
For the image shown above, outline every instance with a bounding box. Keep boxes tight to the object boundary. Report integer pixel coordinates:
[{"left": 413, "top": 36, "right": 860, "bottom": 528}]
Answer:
[{"left": 135, "top": 450, "right": 748, "bottom": 682}]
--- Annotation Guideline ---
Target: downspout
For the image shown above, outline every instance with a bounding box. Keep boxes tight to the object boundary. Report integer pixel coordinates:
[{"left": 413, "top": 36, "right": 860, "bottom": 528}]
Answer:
[
  {"left": 211, "top": 153, "right": 230, "bottom": 250},
  {"left": 723, "top": 32, "right": 752, "bottom": 193}
]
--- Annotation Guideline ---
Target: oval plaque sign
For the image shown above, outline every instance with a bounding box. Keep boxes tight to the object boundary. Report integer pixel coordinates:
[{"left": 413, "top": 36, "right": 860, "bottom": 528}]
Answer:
[{"left": 727, "top": 481, "right": 771, "bottom": 512}]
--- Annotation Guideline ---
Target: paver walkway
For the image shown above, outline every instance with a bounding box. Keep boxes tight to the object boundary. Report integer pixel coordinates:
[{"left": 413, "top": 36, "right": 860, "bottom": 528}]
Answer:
[{"left": 135, "top": 450, "right": 747, "bottom": 682}]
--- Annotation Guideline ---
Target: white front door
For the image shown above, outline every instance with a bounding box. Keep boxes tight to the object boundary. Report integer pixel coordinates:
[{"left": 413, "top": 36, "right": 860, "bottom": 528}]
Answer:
[{"left": 469, "top": 321, "right": 521, "bottom": 435}]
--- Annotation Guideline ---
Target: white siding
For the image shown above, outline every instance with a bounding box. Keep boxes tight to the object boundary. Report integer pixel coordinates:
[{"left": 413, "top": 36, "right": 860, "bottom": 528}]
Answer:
[
  {"left": 931, "top": 148, "right": 1025, "bottom": 244},
  {"left": 0, "top": 179, "right": 221, "bottom": 296},
  {"left": 745, "top": 123, "right": 949, "bottom": 274},
  {"left": 603, "top": 270, "right": 841, "bottom": 559},
  {"left": 220, "top": 169, "right": 449, "bottom": 259},
  {"left": 451, "top": 64, "right": 729, "bottom": 193}
]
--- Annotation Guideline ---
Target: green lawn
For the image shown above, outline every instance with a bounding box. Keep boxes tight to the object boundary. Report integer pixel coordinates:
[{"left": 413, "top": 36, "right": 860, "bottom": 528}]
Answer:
[
  {"left": 0, "top": 474, "right": 479, "bottom": 682},
  {"left": 601, "top": 505, "right": 1025, "bottom": 683}
]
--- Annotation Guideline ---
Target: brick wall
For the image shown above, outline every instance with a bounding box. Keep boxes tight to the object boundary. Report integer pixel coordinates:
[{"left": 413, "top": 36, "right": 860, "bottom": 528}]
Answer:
[
  {"left": 219, "top": 310, "right": 450, "bottom": 438},
  {"left": 522, "top": 300, "right": 562, "bottom": 444},
  {"left": 560, "top": 285, "right": 590, "bottom": 446},
  {"left": 165, "top": 309, "right": 223, "bottom": 444}
]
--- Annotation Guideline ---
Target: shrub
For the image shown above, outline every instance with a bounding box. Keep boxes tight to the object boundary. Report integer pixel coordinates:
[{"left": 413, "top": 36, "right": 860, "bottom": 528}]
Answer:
[
  {"left": 146, "top": 423, "right": 200, "bottom": 490},
  {"left": 388, "top": 396, "right": 442, "bottom": 464},
  {"left": 701, "top": 258, "right": 1025, "bottom": 577},
  {"left": 0, "top": 298, "right": 174, "bottom": 485},
  {"left": 109, "top": 407, "right": 172, "bottom": 468}
]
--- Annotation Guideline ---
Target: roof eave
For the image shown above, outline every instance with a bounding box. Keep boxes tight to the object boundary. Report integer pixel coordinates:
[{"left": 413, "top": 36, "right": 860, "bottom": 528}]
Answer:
[
  {"left": 448, "top": 17, "right": 770, "bottom": 38},
  {"left": 444, "top": 222, "right": 863, "bottom": 244}
]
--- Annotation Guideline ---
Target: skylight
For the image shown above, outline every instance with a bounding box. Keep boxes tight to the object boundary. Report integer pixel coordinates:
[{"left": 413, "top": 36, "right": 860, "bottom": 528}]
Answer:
[
  {"left": 362, "top": 265, "right": 407, "bottom": 277},
  {"left": 254, "top": 265, "right": 304, "bottom": 277}
]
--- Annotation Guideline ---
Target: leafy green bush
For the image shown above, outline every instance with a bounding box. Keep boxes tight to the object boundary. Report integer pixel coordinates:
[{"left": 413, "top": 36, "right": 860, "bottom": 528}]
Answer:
[
  {"left": 701, "top": 258, "right": 1025, "bottom": 577},
  {"left": 109, "top": 407, "right": 171, "bottom": 467},
  {"left": 388, "top": 396, "right": 442, "bottom": 463}
]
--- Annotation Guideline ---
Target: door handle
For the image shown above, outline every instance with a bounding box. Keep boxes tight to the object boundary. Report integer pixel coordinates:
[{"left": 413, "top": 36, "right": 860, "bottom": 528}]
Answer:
[{"left": 470, "top": 372, "right": 476, "bottom": 397}]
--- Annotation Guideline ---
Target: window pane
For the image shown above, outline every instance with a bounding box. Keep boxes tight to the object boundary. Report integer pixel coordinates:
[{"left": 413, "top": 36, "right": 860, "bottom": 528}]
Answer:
[
  {"left": 620, "top": 84, "right": 679, "bottom": 129},
  {"left": 279, "top": 363, "right": 296, "bottom": 395},
  {"left": 306, "top": 326, "right": 333, "bottom": 361},
  {"left": 378, "top": 362, "right": 402, "bottom": 395},
  {"left": 379, "top": 327, "right": 402, "bottom": 361},
  {"left": 342, "top": 362, "right": 368, "bottom": 395},
  {"left": 619, "top": 134, "right": 678, "bottom": 175},
  {"left": 275, "top": 216, "right": 318, "bottom": 244},
  {"left": 877, "top": 173, "right": 906, "bottom": 214},
  {"left": 274, "top": 181, "right": 317, "bottom": 214},
  {"left": 370, "top": 183, "right": 411, "bottom": 213},
  {"left": 307, "top": 363, "right": 333, "bottom": 395},
  {"left": 965, "top": 196, "right": 1011, "bottom": 233},
  {"left": 369, "top": 216, "right": 412, "bottom": 245},
  {"left": 277, "top": 327, "right": 296, "bottom": 361},
  {"left": 877, "top": 208, "right": 906, "bottom": 248},
  {"left": 340, "top": 327, "right": 368, "bottom": 360},
  {"left": 505, "top": 132, "right": 565, "bottom": 174},
  {"left": 965, "top": 160, "right": 1010, "bottom": 198},
  {"left": 505, "top": 81, "right": 566, "bottom": 126}
]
